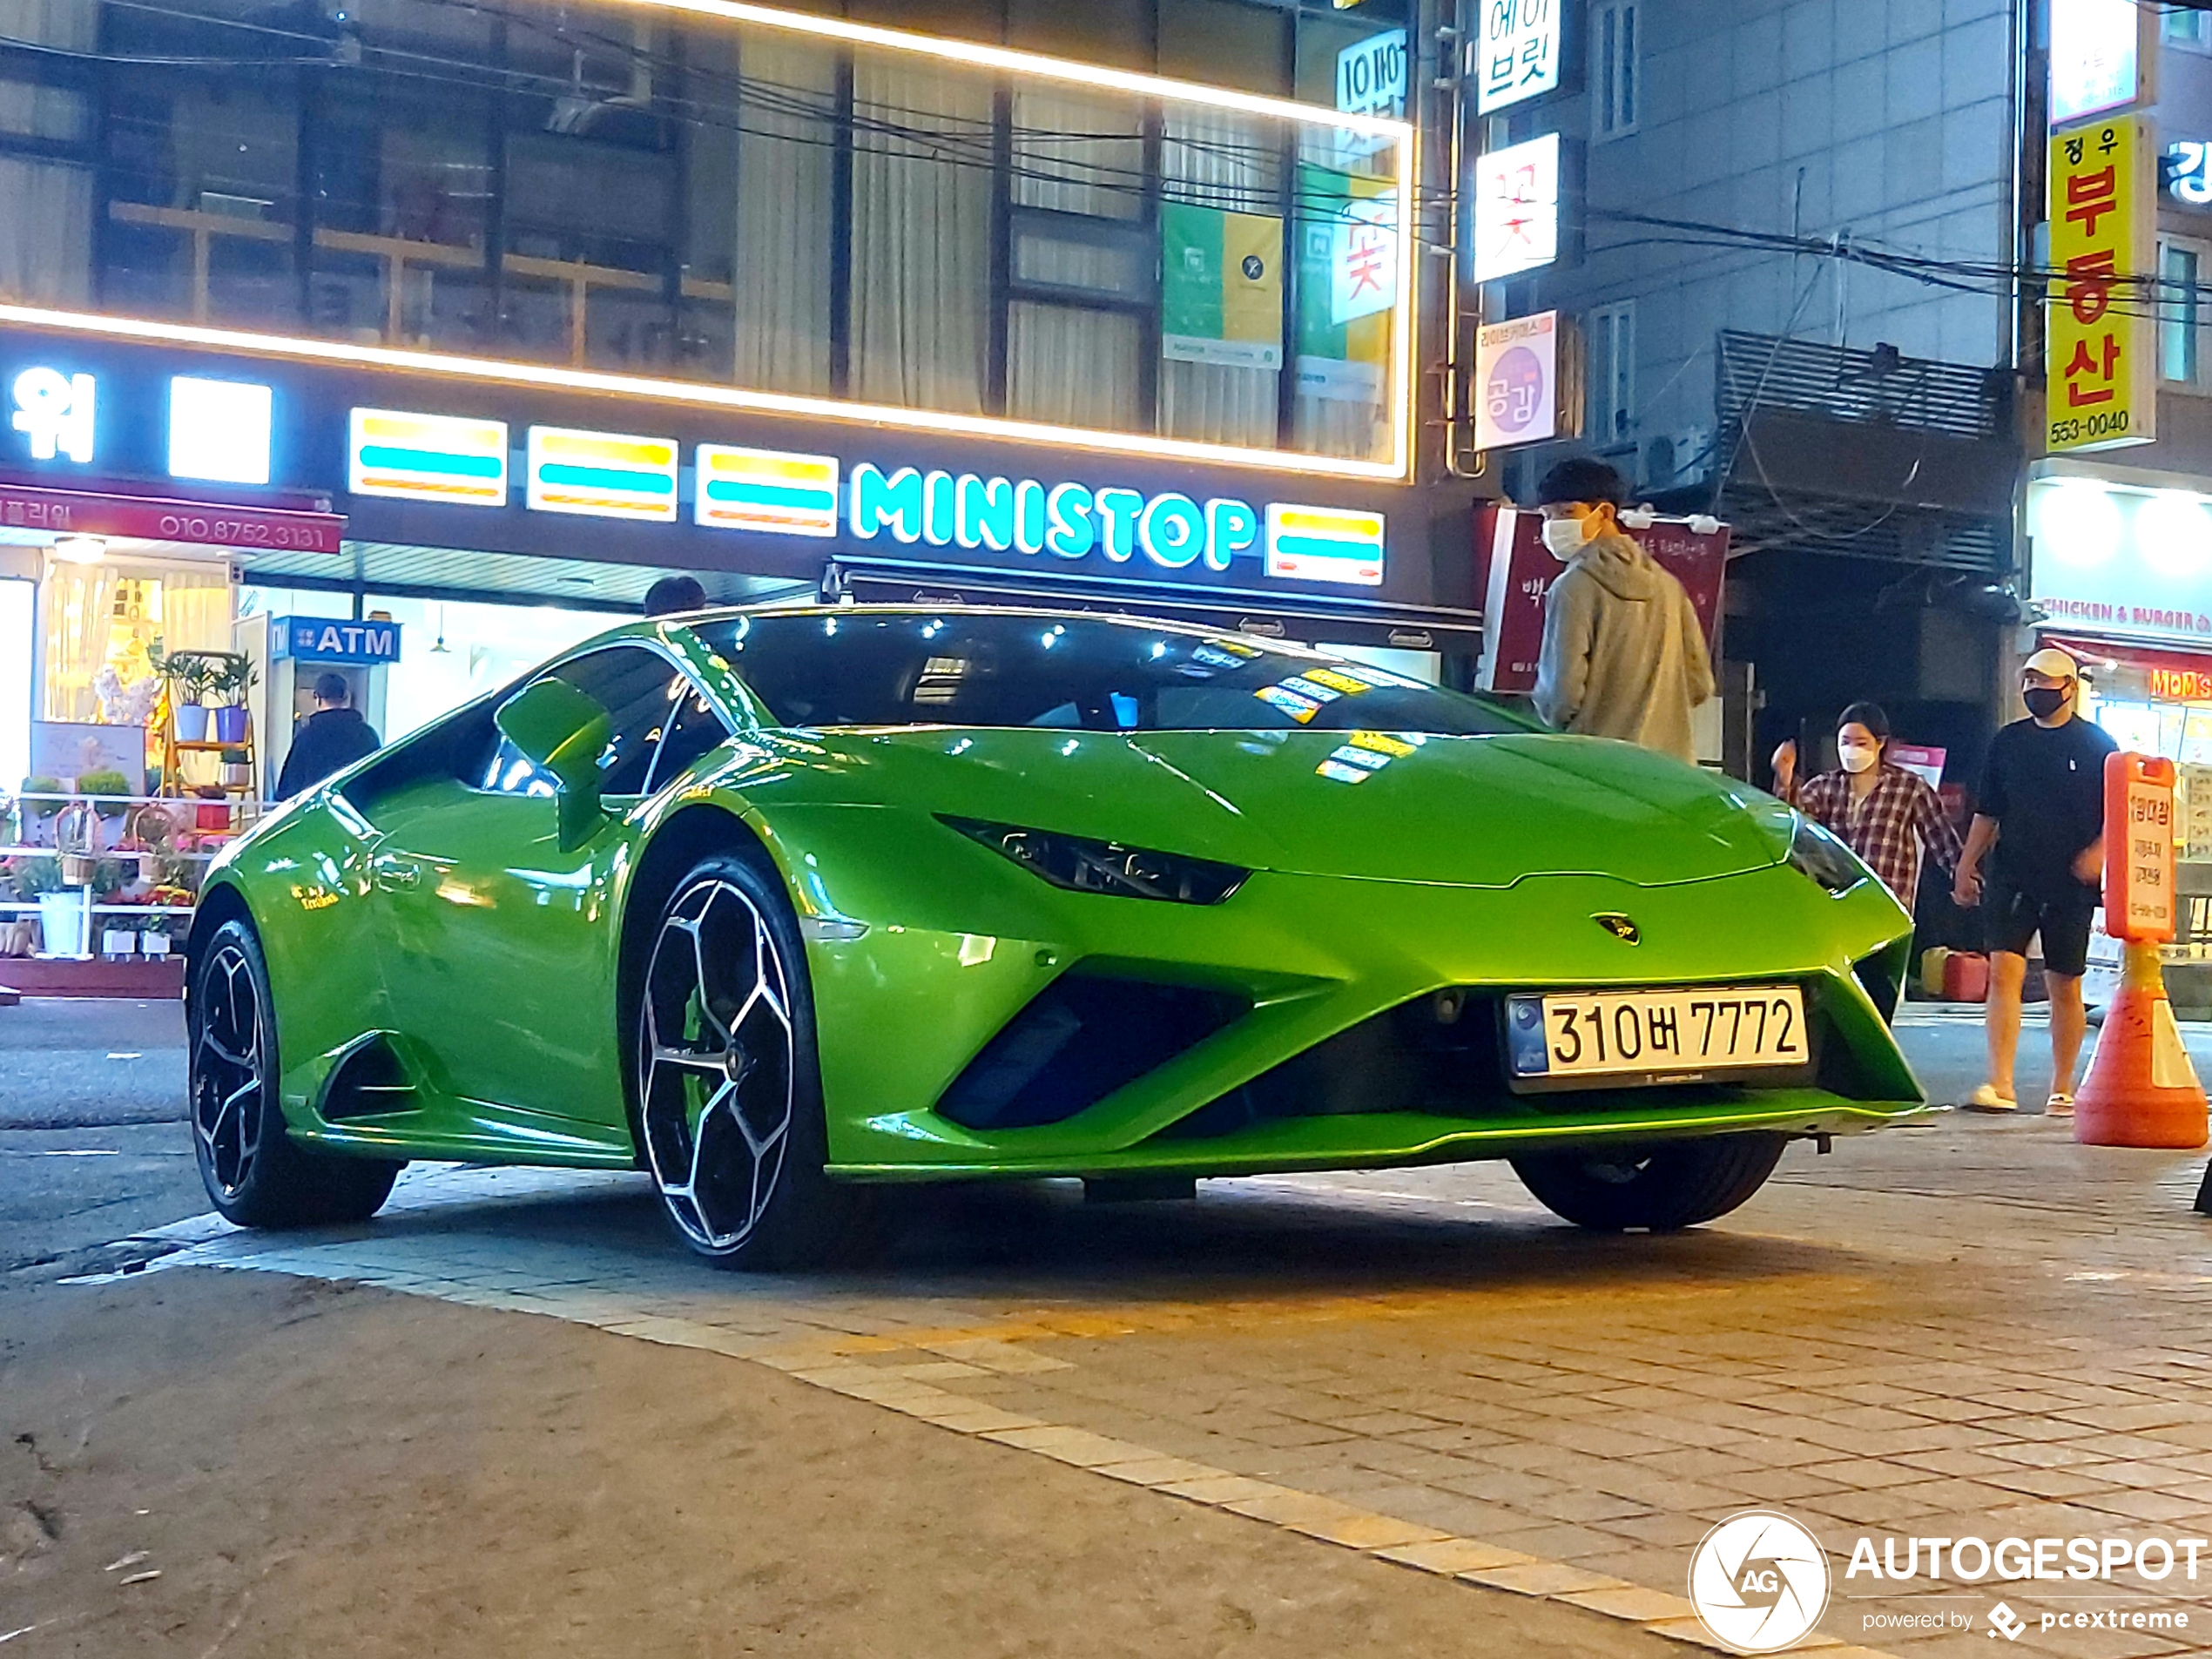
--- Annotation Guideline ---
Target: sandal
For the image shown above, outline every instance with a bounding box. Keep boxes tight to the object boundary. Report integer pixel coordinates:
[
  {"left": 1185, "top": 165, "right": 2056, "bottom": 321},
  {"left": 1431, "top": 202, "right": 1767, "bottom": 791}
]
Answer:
[
  {"left": 2046, "top": 1093, "right": 2075, "bottom": 1116},
  {"left": 1964, "top": 1084, "right": 2019, "bottom": 1113}
]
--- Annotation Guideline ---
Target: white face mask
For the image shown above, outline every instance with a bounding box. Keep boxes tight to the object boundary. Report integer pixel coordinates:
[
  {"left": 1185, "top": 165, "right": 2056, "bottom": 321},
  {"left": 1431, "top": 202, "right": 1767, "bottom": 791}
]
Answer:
[
  {"left": 1541, "top": 516, "right": 1591, "bottom": 560},
  {"left": 1838, "top": 741, "right": 1879, "bottom": 774}
]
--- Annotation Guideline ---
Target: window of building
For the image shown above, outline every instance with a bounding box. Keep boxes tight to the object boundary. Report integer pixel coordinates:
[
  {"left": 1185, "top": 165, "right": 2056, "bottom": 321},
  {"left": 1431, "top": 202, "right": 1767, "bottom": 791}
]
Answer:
[
  {"left": 1592, "top": 1, "right": 1639, "bottom": 143},
  {"left": 1586, "top": 300, "right": 1635, "bottom": 446},
  {"left": 2161, "top": 239, "right": 2206, "bottom": 391}
]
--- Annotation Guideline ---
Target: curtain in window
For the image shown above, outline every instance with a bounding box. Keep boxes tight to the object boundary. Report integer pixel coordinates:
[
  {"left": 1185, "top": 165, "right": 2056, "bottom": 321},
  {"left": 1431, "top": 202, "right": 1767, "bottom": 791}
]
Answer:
[
  {"left": 38, "top": 561, "right": 118, "bottom": 724},
  {"left": 1160, "top": 110, "right": 1278, "bottom": 448},
  {"left": 1007, "top": 88, "right": 1144, "bottom": 429},
  {"left": 1013, "top": 87, "right": 1140, "bottom": 220},
  {"left": 733, "top": 35, "right": 836, "bottom": 395},
  {"left": 851, "top": 57, "right": 990, "bottom": 414},
  {"left": 0, "top": 0, "right": 91, "bottom": 307},
  {"left": 1008, "top": 303, "right": 1140, "bottom": 429}
]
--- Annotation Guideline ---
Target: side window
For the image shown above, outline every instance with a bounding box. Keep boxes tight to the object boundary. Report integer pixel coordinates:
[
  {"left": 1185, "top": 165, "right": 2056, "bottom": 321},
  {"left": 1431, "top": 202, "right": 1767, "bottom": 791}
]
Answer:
[
  {"left": 554, "top": 646, "right": 683, "bottom": 797},
  {"left": 644, "top": 679, "right": 733, "bottom": 794}
]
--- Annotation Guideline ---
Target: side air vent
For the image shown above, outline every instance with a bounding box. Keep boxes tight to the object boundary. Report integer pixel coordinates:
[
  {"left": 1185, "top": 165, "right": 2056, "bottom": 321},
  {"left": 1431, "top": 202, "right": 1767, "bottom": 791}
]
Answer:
[
  {"left": 936, "top": 975, "right": 1249, "bottom": 1130},
  {"left": 319, "top": 1033, "right": 418, "bottom": 1122}
]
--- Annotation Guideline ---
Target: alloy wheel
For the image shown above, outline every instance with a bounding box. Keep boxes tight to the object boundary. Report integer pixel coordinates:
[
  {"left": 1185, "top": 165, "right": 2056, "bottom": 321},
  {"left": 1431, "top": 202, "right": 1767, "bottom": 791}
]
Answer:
[
  {"left": 637, "top": 876, "right": 796, "bottom": 1253},
  {"left": 192, "top": 941, "right": 269, "bottom": 1198}
]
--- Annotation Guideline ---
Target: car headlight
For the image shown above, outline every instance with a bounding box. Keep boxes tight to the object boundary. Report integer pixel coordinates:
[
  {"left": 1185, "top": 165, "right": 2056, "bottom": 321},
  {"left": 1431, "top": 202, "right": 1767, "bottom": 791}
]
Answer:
[
  {"left": 941, "top": 816, "right": 1249, "bottom": 905},
  {"left": 1787, "top": 813, "right": 1871, "bottom": 894}
]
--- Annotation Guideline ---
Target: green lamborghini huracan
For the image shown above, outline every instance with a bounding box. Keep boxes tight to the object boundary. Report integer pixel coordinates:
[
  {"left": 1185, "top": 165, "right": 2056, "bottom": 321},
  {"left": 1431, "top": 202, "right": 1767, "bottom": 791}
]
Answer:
[{"left": 185, "top": 605, "right": 1923, "bottom": 1266}]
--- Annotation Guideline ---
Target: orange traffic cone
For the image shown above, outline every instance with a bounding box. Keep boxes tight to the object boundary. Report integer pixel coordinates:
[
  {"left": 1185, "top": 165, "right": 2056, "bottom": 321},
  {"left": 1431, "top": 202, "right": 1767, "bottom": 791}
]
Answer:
[{"left": 2075, "top": 941, "right": 2210, "bottom": 1149}]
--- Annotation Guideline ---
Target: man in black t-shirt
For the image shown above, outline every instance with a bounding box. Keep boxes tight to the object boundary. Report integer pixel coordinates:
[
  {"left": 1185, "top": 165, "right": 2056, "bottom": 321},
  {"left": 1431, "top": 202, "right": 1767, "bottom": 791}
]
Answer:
[{"left": 1952, "top": 647, "right": 2116, "bottom": 1116}]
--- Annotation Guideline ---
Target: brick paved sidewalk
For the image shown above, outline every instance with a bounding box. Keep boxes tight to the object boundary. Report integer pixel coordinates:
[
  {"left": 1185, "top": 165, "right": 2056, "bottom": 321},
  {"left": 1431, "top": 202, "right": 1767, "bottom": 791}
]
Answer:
[{"left": 87, "top": 1104, "right": 2212, "bottom": 1657}]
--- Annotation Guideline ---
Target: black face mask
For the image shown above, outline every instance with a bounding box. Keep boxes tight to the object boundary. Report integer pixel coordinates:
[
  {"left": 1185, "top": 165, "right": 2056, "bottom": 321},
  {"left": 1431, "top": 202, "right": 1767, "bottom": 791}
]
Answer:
[{"left": 2023, "top": 685, "right": 2069, "bottom": 720}]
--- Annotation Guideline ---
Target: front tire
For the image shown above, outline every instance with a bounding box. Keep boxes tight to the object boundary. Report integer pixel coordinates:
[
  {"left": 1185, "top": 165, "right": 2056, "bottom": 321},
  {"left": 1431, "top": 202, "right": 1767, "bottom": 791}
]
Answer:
[
  {"left": 1510, "top": 1133, "right": 1787, "bottom": 1231},
  {"left": 188, "top": 919, "right": 400, "bottom": 1228},
  {"left": 634, "top": 853, "right": 873, "bottom": 1269}
]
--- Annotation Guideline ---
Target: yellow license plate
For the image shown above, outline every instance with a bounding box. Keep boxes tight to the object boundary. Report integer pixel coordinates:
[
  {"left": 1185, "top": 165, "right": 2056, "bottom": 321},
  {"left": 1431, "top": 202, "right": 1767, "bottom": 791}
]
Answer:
[{"left": 1505, "top": 987, "right": 1810, "bottom": 1082}]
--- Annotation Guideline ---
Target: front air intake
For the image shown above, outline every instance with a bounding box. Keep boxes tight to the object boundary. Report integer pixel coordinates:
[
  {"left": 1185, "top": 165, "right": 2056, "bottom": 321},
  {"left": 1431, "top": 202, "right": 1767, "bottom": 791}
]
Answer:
[{"left": 935, "top": 974, "right": 1249, "bottom": 1130}]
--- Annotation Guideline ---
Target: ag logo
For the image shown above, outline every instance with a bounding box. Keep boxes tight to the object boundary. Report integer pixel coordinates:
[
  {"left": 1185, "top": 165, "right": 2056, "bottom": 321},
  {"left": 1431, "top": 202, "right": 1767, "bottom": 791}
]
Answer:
[{"left": 1688, "top": 1510, "right": 1829, "bottom": 1653}]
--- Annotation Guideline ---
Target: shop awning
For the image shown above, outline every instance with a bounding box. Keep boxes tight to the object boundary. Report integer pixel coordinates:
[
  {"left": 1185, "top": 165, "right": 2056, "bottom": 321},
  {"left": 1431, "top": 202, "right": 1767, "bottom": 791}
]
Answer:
[{"left": 2042, "top": 633, "right": 2212, "bottom": 698}]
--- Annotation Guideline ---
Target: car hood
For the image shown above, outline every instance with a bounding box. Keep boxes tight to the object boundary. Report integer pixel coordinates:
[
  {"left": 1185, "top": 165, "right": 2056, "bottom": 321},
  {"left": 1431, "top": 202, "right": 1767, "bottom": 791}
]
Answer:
[{"left": 767, "top": 727, "right": 1789, "bottom": 888}]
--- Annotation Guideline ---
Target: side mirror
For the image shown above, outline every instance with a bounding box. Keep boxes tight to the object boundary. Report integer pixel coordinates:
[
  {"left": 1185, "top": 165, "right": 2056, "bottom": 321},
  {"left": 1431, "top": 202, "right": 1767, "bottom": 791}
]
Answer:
[{"left": 495, "top": 678, "right": 611, "bottom": 850}]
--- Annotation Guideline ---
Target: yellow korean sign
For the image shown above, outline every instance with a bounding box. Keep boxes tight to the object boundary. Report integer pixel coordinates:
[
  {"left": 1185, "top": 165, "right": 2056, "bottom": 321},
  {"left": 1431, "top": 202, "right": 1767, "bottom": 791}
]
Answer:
[{"left": 2047, "top": 117, "right": 2156, "bottom": 452}]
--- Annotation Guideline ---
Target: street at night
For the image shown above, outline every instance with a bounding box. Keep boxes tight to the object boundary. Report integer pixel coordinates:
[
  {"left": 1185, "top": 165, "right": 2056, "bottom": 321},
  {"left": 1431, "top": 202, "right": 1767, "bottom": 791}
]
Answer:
[{"left": 6, "top": 0, "right": 2212, "bottom": 1654}]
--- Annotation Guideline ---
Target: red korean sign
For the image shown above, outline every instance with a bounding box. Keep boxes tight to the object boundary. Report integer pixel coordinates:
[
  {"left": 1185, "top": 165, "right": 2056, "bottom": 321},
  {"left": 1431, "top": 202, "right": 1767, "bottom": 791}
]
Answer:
[
  {"left": 1474, "top": 505, "right": 1729, "bottom": 694},
  {"left": 0, "top": 482, "right": 344, "bottom": 552}
]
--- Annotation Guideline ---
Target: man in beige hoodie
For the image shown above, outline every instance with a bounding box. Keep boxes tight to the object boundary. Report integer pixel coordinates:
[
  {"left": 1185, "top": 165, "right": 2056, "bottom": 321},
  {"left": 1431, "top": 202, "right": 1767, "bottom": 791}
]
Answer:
[{"left": 1529, "top": 457, "right": 1715, "bottom": 765}]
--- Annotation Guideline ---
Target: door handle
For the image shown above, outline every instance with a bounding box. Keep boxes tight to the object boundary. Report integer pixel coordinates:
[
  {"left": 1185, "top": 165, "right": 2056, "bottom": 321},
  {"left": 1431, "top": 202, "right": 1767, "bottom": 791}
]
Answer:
[{"left": 372, "top": 853, "right": 421, "bottom": 893}]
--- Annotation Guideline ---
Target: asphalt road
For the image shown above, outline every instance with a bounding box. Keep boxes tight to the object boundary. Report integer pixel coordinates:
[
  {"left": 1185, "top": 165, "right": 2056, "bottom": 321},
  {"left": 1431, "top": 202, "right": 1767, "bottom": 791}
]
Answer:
[
  {"left": 0, "top": 1001, "right": 199, "bottom": 1278},
  {"left": 0, "top": 995, "right": 2152, "bottom": 1284}
]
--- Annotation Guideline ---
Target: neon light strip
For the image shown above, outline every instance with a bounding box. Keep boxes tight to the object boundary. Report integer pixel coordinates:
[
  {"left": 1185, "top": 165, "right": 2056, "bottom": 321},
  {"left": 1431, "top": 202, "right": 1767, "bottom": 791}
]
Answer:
[
  {"left": 0, "top": 300, "right": 1410, "bottom": 482},
  {"left": 616, "top": 0, "right": 1410, "bottom": 135}
]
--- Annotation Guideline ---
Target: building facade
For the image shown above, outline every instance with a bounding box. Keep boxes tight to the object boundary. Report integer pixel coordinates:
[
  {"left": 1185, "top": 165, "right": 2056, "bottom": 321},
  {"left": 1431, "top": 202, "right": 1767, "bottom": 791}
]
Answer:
[
  {"left": 1471, "top": 0, "right": 2033, "bottom": 793},
  {"left": 0, "top": 0, "right": 1474, "bottom": 793}
]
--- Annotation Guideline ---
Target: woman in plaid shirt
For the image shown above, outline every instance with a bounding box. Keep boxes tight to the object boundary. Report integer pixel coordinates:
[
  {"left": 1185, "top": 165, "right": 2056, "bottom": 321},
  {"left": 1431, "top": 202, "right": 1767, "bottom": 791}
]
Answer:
[{"left": 1771, "top": 703, "right": 1962, "bottom": 906}]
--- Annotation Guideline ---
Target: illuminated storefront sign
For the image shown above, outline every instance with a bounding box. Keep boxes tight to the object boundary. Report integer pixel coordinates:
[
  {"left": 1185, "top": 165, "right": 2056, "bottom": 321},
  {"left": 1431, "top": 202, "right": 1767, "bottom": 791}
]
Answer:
[
  {"left": 11, "top": 366, "right": 93, "bottom": 463},
  {"left": 0, "top": 330, "right": 1391, "bottom": 591},
  {"left": 1475, "top": 0, "right": 1561, "bottom": 115},
  {"left": 2166, "top": 141, "right": 2212, "bottom": 206},
  {"left": 168, "top": 376, "right": 273, "bottom": 485},
  {"left": 2028, "top": 477, "right": 2212, "bottom": 646},
  {"left": 526, "top": 426, "right": 680, "bottom": 523},
  {"left": 2150, "top": 666, "right": 2212, "bottom": 701},
  {"left": 349, "top": 408, "right": 509, "bottom": 506},
  {"left": 271, "top": 616, "right": 402, "bottom": 664},
  {"left": 1334, "top": 28, "right": 1406, "bottom": 160},
  {"left": 696, "top": 444, "right": 840, "bottom": 536},
  {"left": 2046, "top": 118, "right": 2155, "bottom": 453},
  {"left": 1470, "top": 133, "right": 1561, "bottom": 284},
  {"left": 2048, "top": 0, "right": 2149, "bottom": 128},
  {"left": 1473, "top": 310, "right": 1559, "bottom": 450},
  {"left": 840, "top": 460, "right": 1384, "bottom": 587}
]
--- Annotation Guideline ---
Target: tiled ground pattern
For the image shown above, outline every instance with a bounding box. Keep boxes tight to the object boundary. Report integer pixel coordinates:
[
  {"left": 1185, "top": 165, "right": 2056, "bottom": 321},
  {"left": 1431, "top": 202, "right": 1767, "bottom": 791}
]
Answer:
[{"left": 97, "top": 1104, "right": 2212, "bottom": 1658}]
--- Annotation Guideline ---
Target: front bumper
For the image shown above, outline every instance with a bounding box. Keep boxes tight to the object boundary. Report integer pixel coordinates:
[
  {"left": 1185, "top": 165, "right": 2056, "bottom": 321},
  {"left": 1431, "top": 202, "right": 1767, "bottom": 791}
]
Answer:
[{"left": 752, "top": 805, "right": 1923, "bottom": 1180}]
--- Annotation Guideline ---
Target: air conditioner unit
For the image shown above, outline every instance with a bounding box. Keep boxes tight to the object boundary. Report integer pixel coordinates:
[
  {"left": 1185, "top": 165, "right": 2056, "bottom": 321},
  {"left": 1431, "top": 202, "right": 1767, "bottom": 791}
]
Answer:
[{"left": 1641, "top": 425, "right": 1713, "bottom": 492}]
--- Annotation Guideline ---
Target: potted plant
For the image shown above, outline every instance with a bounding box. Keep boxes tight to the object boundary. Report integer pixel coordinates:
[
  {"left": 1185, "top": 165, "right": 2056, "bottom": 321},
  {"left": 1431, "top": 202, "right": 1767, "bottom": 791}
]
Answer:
[
  {"left": 19, "top": 776, "right": 61, "bottom": 846},
  {"left": 154, "top": 651, "right": 219, "bottom": 742},
  {"left": 211, "top": 656, "right": 256, "bottom": 745},
  {"left": 78, "top": 767, "right": 132, "bottom": 844},
  {"left": 6, "top": 853, "right": 81, "bottom": 956}
]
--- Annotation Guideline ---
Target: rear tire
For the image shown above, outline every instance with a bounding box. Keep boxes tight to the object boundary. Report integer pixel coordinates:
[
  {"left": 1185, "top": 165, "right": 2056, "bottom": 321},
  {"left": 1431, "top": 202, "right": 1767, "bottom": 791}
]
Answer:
[
  {"left": 189, "top": 919, "right": 401, "bottom": 1228},
  {"left": 633, "top": 853, "right": 877, "bottom": 1269},
  {"left": 1510, "top": 1133, "right": 1787, "bottom": 1231}
]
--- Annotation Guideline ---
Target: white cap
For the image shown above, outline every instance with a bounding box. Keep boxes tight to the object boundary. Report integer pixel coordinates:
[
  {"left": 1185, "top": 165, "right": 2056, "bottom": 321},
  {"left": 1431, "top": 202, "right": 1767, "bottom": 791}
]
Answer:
[{"left": 2022, "top": 645, "right": 2080, "bottom": 681}]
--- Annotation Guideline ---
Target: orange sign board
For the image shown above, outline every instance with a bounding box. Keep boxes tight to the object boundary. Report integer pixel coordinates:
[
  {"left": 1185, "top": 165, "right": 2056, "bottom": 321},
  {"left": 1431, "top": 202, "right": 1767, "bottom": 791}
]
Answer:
[{"left": 2105, "top": 752, "right": 2177, "bottom": 941}]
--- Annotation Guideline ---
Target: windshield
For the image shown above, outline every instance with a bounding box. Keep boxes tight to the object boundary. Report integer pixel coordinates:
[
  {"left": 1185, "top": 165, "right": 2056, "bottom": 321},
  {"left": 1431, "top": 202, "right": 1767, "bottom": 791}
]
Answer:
[{"left": 690, "top": 611, "right": 1533, "bottom": 735}]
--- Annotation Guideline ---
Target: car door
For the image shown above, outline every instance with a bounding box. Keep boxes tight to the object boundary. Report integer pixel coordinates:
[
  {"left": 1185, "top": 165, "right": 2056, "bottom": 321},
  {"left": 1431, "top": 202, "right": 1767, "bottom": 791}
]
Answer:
[{"left": 368, "top": 644, "right": 723, "bottom": 1133}]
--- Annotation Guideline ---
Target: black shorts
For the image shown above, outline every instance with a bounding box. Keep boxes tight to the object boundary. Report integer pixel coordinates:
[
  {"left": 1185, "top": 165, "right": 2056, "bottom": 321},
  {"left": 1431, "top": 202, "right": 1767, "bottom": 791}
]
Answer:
[{"left": 1982, "top": 880, "right": 2097, "bottom": 978}]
